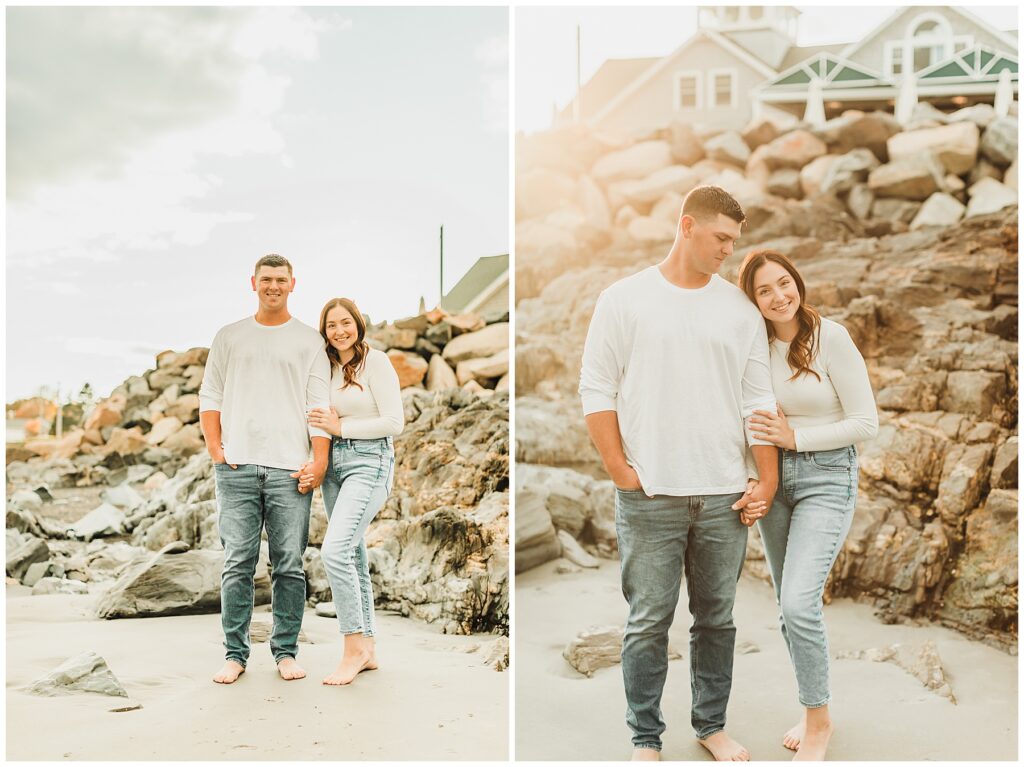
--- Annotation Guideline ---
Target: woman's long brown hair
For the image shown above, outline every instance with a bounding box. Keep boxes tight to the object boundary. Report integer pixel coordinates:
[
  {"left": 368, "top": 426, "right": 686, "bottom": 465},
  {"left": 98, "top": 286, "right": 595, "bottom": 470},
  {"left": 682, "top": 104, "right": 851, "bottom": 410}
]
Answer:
[
  {"left": 738, "top": 249, "right": 821, "bottom": 382},
  {"left": 318, "top": 297, "right": 369, "bottom": 390}
]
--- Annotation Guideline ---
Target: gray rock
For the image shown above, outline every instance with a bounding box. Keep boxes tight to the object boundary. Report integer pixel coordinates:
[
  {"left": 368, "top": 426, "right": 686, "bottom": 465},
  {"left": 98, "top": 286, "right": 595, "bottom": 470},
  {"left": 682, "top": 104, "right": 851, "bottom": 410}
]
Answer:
[
  {"left": 514, "top": 487, "right": 561, "bottom": 573},
  {"left": 9, "top": 489, "right": 43, "bottom": 512},
  {"left": 67, "top": 503, "right": 125, "bottom": 541},
  {"left": 564, "top": 625, "right": 681, "bottom": 677},
  {"left": 835, "top": 641, "right": 955, "bottom": 702},
  {"left": 95, "top": 542, "right": 272, "bottom": 618},
  {"left": 315, "top": 601, "right": 337, "bottom": 618},
  {"left": 32, "top": 577, "right": 89, "bottom": 595},
  {"left": 980, "top": 117, "right": 1018, "bottom": 167},
  {"left": 25, "top": 651, "right": 128, "bottom": 698},
  {"left": 22, "top": 561, "right": 55, "bottom": 587},
  {"left": 482, "top": 636, "right": 509, "bottom": 671},
  {"left": 7, "top": 537, "right": 50, "bottom": 581},
  {"left": 101, "top": 483, "right": 145, "bottom": 512},
  {"left": 556, "top": 530, "right": 599, "bottom": 569},
  {"left": 990, "top": 437, "right": 1018, "bottom": 489}
]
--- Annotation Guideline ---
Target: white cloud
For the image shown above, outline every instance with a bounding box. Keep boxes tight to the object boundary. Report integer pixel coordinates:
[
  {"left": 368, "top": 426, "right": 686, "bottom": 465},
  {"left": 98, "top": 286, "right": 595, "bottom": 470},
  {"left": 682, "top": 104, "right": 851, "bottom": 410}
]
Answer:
[{"left": 6, "top": 7, "right": 339, "bottom": 264}]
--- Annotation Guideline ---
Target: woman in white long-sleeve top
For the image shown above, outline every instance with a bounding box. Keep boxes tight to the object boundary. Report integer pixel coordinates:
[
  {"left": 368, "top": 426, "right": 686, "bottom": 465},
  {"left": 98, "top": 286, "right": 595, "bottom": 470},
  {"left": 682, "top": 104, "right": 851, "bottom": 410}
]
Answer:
[
  {"left": 737, "top": 249, "right": 878, "bottom": 762},
  {"left": 304, "top": 297, "right": 404, "bottom": 686}
]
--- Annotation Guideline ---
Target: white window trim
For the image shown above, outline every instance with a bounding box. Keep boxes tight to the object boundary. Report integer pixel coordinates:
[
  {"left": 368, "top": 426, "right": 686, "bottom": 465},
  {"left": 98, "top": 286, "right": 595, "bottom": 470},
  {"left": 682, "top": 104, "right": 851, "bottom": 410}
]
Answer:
[
  {"left": 884, "top": 40, "right": 903, "bottom": 77},
  {"left": 708, "top": 68, "right": 738, "bottom": 109},
  {"left": 674, "top": 69, "right": 703, "bottom": 111}
]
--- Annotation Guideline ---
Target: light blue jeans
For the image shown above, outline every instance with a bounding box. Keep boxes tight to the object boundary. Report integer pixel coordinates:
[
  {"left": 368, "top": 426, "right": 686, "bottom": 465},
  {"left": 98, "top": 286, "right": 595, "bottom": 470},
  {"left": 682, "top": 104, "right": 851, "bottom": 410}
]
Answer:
[
  {"left": 319, "top": 436, "right": 394, "bottom": 636},
  {"left": 616, "top": 489, "right": 748, "bottom": 750},
  {"left": 757, "top": 445, "right": 858, "bottom": 708},
  {"left": 215, "top": 463, "right": 312, "bottom": 665}
]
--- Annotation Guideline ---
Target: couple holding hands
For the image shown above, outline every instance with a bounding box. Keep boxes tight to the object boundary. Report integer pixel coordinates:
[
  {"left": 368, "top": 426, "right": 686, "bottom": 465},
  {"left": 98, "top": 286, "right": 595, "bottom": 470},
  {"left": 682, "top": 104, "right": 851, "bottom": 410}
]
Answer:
[
  {"left": 198, "top": 254, "right": 403, "bottom": 687},
  {"left": 580, "top": 186, "right": 878, "bottom": 761}
]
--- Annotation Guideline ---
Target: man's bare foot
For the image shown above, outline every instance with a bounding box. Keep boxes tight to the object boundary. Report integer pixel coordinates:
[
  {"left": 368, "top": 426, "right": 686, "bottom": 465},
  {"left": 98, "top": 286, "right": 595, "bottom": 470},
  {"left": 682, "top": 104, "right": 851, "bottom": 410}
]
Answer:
[
  {"left": 783, "top": 716, "right": 806, "bottom": 751},
  {"left": 697, "top": 731, "right": 750, "bottom": 761},
  {"left": 793, "top": 720, "right": 833, "bottom": 761},
  {"left": 322, "top": 648, "right": 378, "bottom": 686},
  {"left": 277, "top": 657, "right": 306, "bottom": 681},
  {"left": 631, "top": 747, "right": 661, "bottom": 760},
  {"left": 212, "top": 660, "right": 245, "bottom": 684}
]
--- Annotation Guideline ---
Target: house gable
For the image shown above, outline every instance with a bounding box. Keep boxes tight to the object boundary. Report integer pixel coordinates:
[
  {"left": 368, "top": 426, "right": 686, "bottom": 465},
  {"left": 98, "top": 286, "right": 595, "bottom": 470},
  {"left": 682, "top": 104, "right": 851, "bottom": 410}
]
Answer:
[{"left": 593, "top": 29, "right": 777, "bottom": 127}]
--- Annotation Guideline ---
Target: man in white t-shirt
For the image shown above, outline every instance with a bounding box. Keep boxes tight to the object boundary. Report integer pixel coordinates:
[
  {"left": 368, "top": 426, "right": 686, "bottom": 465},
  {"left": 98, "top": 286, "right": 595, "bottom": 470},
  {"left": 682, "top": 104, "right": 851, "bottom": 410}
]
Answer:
[
  {"left": 199, "top": 254, "right": 331, "bottom": 684},
  {"left": 580, "top": 186, "right": 778, "bottom": 761}
]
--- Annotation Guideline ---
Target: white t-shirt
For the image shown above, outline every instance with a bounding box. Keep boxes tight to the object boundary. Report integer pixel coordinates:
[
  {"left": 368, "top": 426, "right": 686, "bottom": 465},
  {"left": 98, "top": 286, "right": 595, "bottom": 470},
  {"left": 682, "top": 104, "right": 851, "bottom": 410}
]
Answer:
[
  {"left": 199, "top": 316, "right": 331, "bottom": 470},
  {"left": 580, "top": 267, "right": 776, "bottom": 496},
  {"left": 770, "top": 317, "right": 879, "bottom": 452},
  {"left": 330, "top": 348, "right": 405, "bottom": 439}
]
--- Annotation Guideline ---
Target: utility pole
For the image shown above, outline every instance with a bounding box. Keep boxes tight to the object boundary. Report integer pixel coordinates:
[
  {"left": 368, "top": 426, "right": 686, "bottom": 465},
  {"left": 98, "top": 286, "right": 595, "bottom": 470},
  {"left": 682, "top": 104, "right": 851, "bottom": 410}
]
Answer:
[{"left": 439, "top": 224, "right": 444, "bottom": 308}]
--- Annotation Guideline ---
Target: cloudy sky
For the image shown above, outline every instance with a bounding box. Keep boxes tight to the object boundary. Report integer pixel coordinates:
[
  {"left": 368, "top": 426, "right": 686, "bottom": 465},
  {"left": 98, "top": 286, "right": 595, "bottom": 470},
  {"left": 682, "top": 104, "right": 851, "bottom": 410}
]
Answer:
[
  {"left": 7, "top": 6, "right": 508, "bottom": 401},
  {"left": 516, "top": 5, "right": 1018, "bottom": 132}
]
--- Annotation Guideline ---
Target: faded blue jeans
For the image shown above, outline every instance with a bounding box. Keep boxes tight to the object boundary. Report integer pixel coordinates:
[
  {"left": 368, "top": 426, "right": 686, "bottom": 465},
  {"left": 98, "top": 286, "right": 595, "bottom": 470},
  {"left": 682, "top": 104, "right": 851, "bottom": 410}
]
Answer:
[
  {"left": 616, "top": 489, "right": 748, "bottom": 751},
  {"left": 757, "top": 445, "right": 858, "bottom": 708},
  {"left": 320, "top": 436, "right": 394, "bottom": 637},
  {"left": 214, "top": 463, "right": 312, "bottom": 666}
]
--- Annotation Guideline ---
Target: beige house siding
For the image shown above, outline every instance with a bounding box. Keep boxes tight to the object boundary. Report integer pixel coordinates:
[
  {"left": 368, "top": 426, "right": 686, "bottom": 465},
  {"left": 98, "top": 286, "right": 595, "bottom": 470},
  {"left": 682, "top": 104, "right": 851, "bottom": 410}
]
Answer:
[
  {"left": 600, "top": 38, "right": 767, "bottom": 136},
  {"left": 846, "top": 7, "right": 1016, "bottom": 76}
]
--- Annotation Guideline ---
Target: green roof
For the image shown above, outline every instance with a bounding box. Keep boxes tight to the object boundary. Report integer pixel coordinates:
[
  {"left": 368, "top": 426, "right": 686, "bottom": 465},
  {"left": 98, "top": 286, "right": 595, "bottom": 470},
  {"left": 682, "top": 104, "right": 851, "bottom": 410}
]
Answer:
[{"left": 440, "top": 254, "right": 509, "bottom": 314}]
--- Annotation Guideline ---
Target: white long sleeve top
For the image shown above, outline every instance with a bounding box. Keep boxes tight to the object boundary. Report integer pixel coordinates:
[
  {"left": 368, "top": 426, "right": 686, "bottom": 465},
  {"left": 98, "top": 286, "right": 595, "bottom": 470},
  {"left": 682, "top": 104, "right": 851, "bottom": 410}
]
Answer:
[
  {"left": 771, "top": 317, "right": 879, "bottom": 452},
  {"left": 331, "top": 348, "right": 405, "bottom": 439},
  {"left": 579, "top": 267, "right": 777, "bottom": 496},
  {"left": 198, "top": 316, "right": 331, "bottom": 470}
]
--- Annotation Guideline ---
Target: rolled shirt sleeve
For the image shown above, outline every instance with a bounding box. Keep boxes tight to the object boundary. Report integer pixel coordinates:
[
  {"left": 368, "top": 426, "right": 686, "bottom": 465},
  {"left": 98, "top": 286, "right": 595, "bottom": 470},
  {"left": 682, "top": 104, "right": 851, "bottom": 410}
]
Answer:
[
  {"left": 306, "top": 348, "right": 332, "bottom": 441},
  {"left": 741, "top": 321, "right": 778, "bottom": 447},
  {"left": 198, "top": 330, "right": 225, "bottom": 413},
  {"left": 579, "top": 292, "right": 622, "bottom": 415}
]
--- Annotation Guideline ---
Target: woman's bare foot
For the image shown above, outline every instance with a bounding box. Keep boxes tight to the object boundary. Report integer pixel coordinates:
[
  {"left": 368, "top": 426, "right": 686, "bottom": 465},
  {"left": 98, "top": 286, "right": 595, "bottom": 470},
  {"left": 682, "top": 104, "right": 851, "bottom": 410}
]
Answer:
[
  {"left": 783, "top": 716, "right": 806, "bottom": 751},
  {"left": 212, "top": 660, "right": 245, "bottom": 684},
  {"left": 793, "top": 720, "right": 833, "bottom": 761},
  {"left": 697, "top": 731, "right": 750, "bottom": 761},
  {"left": 631, "top": 747, "right": 660, "bottom": 760},
  {"left": 323, "top": 635, "right": 378, "bottom": 686},
  {"left": 277, "top": 657, "right": 306, "bottom": 680}
]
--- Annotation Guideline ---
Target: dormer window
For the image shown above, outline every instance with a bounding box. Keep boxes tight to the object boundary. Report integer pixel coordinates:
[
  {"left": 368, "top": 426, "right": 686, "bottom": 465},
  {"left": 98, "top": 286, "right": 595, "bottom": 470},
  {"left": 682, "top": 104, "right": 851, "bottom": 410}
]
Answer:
[{"left": 749, "top": 6, "right": 763, "bottom": 21}]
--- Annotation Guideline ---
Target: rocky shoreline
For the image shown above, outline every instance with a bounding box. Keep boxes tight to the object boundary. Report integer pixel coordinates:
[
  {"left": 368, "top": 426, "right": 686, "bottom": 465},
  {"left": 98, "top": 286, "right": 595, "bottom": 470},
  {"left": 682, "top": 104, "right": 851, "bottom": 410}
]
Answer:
[
  {"left": 7, "top": 306, "right": 510, "bottom": 637},
  {"left": 514, "top": 108, "right": 1018, "bottom": 651}
]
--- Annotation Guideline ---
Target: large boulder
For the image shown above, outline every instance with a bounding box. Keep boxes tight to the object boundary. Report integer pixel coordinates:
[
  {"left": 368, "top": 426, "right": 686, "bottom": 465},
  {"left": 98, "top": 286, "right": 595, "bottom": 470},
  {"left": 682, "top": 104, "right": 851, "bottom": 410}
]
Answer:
[
  {"left": 868, "top": 153, "right": 946, "bottom": 200},
  {"left": 619, "top": 165, "right": 699, "bottom": 206},
  {"left": 979, "top": 117, "right": 1018, "bottom": 167},
  {"left": 936, "top": 490, "right": 1017, "bottom": 638},
  {"left": 887, "top": 122, "right": 980, "bottom": 175},
  {"left": 668, "top": 121, "right": 705, "bottom": 166},
  {"left": 95, "top": 542, "right": 272, "bottom": 618},
  {"left": 387, "top": 349, "right": 429, "bottom": 388},
  {"left": 965, "top": 177, "right": 1018, "bottom": 218},
  {"left": 591, "top": 141, "right": 673, "bottom": 184},
  {"left": 704, "top": 131, "right": 751, "bottom": 166},
  {"left": 6, "top": 537, "right": 50, "bottom": 581},
  {"left": 441, "top": 322, "right": 509, "bottom": 364},
  {"left": 760, "top": 129, "right": 828, "bottom": 170},
  {"left": 910, "top": 193, "right": 965, "bottom": 229},
  {"left": 516, "top": 168, "right": 579, "bottom": 220}
]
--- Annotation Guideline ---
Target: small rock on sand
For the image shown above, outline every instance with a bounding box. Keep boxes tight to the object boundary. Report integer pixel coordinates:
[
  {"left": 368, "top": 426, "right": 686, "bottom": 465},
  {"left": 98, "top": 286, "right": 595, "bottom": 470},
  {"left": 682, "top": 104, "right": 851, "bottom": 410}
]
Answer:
[
  {"left": 25, "top": 651, "right": 128, "bottom": 698},
  {"left": 835, "top": 640, "right": 957, "bottom": 702},
  {"left": 564, "top": 625, "right": 681, "bottom": 677}
]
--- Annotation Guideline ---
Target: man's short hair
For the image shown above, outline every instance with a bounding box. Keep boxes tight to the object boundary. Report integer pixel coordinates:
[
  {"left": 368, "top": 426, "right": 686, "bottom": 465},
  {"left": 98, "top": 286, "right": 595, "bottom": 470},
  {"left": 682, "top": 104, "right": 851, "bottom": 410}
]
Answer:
[
  {"left": 681, "top": 185, "right": 746, "bottom": 225},
  {"left": 254, "top": 253, "right": 292, "bottom": 276}
]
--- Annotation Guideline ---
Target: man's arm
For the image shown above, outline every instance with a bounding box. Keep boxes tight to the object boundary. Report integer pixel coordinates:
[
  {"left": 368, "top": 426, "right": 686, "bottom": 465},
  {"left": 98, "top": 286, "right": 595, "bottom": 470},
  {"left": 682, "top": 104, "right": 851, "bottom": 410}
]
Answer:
[
  {"left": 585, "top": 411, "right": 641, "bottom": 490},
  {"left": 733, "top": 321, "right": 779, "bottom": 521},
  {"left": 198, "top": 331, "right": 231, "bottom": 466},
  {"left": 297, "top": 348, "right": 332, "bottom": 491},
  {"left": 580, "top": 291, "right": 641, "bottom": 490}
]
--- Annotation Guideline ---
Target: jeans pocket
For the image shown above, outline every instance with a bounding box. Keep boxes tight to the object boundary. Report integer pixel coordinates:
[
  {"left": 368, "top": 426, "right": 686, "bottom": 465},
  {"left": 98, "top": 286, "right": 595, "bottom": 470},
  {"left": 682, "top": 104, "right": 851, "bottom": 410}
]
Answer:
[
  {"left": 810, "top": 447, "right": 853, "bottom": 472},
  {"left": 351, "top": 440, "right": 382, "bottom": 456}
]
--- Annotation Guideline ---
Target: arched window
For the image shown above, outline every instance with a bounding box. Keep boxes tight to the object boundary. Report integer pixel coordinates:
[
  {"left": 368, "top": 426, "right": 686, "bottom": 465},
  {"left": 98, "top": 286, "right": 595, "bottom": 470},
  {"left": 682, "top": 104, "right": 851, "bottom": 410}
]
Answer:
[{"left": 908, "top": 14, "right": 953, "bottom": 72}]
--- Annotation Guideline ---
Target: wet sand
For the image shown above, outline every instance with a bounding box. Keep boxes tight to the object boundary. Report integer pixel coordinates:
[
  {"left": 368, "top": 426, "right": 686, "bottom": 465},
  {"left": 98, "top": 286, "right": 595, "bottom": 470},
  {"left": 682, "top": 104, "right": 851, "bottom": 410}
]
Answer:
[
  {"left": 7, "top": 588, "right": 507, "bottom": 761},
  {"left": 515, "top": 560, "right": 1017, "bottom": 761}
]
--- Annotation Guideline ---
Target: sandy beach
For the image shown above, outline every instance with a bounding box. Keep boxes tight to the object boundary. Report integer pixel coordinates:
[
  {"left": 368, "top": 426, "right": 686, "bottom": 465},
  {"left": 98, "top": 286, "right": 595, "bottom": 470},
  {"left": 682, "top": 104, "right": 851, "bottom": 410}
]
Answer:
[
  {"left": 7, "top": 587, "right": 508, "bottom": 761},
  {"left": 515, "top": 560, "right": 1017, "bottom": 762}
]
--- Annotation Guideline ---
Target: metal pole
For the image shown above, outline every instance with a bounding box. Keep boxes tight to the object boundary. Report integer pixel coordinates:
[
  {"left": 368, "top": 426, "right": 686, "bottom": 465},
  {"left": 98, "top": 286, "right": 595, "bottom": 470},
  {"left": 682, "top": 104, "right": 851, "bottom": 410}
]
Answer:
[
  {"left": 439, "top": 225, "right": 444, "bottom": 307},
  {"left": 575, "top": 24, "right": 581, "bottom": 124}
]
